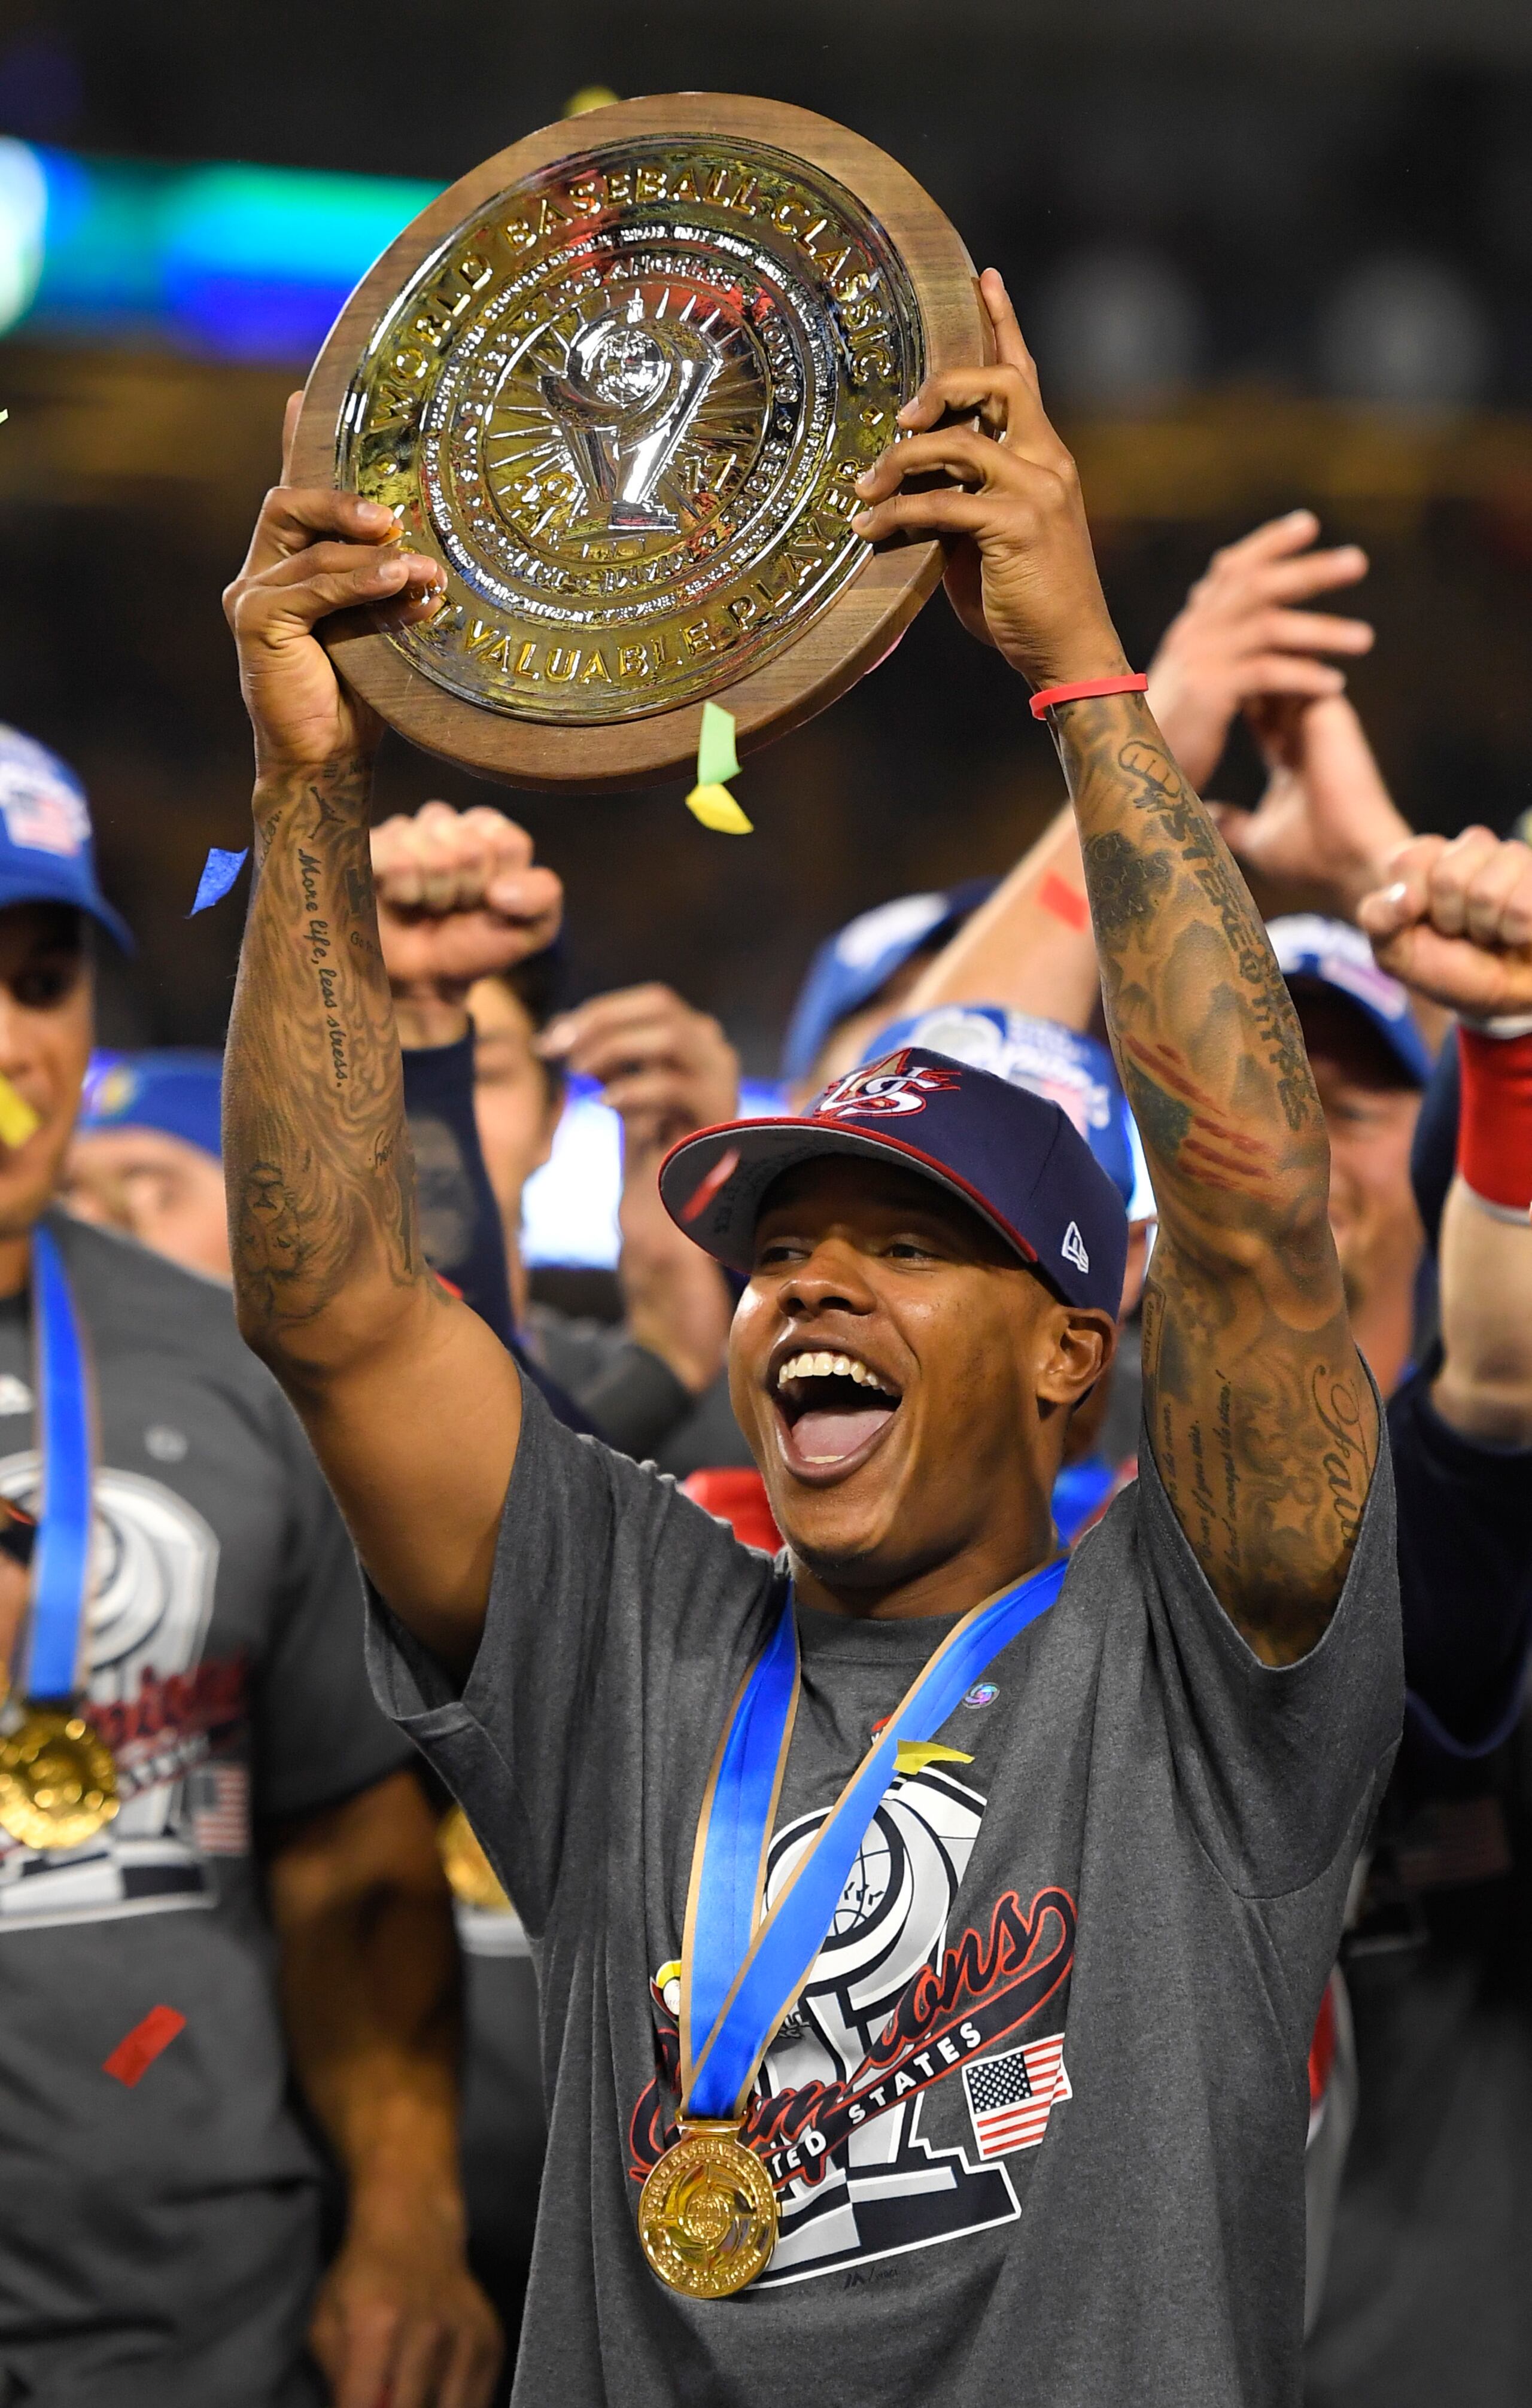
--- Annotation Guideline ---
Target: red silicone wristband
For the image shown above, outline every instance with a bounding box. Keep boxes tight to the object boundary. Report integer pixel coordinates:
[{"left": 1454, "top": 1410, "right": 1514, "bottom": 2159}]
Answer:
[
  {"left": 1458, "top": 1022, "right": 1532, "bottom": 1217},
  {"left": 1029, "top": 672, "right": 1148, "bottom": 720}
]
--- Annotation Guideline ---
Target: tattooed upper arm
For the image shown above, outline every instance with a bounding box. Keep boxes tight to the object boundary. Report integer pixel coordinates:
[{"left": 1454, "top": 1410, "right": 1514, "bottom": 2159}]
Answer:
[
  {"left": 1055, "top": 697, "right": 1378, "bottom": 1664},
  {"left": 224, "top": 756, "right": 521, "bottom": 1668}
]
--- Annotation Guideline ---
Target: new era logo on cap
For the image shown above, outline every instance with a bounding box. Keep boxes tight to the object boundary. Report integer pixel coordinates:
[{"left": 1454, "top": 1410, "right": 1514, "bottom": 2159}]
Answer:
[{"left": 1061, "top": 1221, "right": 1090, "bottom": 1274}]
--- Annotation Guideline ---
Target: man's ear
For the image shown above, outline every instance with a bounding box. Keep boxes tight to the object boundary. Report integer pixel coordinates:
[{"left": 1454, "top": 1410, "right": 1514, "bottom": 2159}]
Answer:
[{"left": 1038, "top": 1305, "right": 1117, "bottom": 1408}]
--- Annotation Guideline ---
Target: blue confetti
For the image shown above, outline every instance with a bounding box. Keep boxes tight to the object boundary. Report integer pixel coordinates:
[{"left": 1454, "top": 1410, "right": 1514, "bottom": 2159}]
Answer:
[{"left": 188, "top": 847, "right": 250, "bottom": 917}]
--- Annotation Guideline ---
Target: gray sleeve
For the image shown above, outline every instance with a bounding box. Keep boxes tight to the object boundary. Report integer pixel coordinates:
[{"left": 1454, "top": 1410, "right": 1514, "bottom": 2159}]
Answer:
[
  {"left": 364, "top": 1369, "right": 777, "bottom": 1934},
  {"left": 1119, "top": 1404, "right": 1402, "bottom": 1898}
]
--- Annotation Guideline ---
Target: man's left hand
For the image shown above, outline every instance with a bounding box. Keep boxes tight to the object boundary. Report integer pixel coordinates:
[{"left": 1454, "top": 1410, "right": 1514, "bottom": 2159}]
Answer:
[
  {"left": 1359, "top": 827, "right": 1532, "bottom": 1016},
  {"left": 849, "top": 269, "right": 1126, "bottom": 692},
  {"left": 309, "top": 2200, "right": 500, "bottom": 2408}
]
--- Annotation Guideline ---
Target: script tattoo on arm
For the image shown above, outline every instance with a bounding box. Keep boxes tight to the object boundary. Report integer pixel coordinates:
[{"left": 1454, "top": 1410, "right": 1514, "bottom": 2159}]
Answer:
[
  {"left": 1054, "top": 696, "right": 1378, "bottom": 1663},
  {"left": 225, "top": 756, "right": 432, "bottom": 1360}
]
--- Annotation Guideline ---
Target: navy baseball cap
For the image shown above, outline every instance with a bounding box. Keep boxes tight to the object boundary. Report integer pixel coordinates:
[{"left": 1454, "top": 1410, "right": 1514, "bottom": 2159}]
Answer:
[
  {"left": 1268, "top": 914, "right": 1431, "bottom": 1087},
  {"left": 780, "top": 879, "right": 997, "bottom": 1090},
  {"left": 861, "top": 1004, "right": 1155, "bottom": 1223},
  {"left": 660, "top": 1046, "right": 1129, "bottom": 1316},
  {"left": 0, "top": 727, "right": 133, "bottom": 951},
  {"left": 80, "top": 1050, "right": 224, "bottom": 1159}
]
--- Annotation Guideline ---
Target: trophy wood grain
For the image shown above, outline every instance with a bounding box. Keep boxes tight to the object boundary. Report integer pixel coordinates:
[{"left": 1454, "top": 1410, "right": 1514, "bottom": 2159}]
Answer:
[{"left": 291, "top": 94, "right": 990, "bottom": 792}]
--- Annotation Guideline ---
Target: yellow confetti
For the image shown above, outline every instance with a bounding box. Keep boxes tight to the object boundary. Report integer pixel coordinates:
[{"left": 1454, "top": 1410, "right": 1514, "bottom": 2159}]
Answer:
[
  {"left": 0, "top": 1074, "right": 39, "bottom": 1149},
  {"left": 686, "top": 783, "right": 753, "bottom": 835},
  {"left": 893, "top": 1742, "right": 974, "bottom": 1778},
  {"left": 697, "top": 699, "right": 740, "bottom": 788}
]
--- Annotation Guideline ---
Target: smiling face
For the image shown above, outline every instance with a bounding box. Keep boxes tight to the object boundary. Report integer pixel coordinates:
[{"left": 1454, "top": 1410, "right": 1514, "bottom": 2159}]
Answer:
[{"left": 728, "top": 1155, "right": 1115, "bottom": 1618}]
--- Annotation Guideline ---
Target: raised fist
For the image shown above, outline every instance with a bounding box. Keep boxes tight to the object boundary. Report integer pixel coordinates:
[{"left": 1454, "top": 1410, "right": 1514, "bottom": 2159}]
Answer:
[
  {"left": 372, "top": 803, "right": 563, "bottom": 1001},
  {"left": 1359, "top": 828, "right": 1532, "bottom": 1019}
]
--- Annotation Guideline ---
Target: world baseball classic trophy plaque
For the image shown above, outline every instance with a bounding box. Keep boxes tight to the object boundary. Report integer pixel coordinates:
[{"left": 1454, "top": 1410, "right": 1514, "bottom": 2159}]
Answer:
[{"left": 290, "top": 94, "right": 989, "bottom": 789}]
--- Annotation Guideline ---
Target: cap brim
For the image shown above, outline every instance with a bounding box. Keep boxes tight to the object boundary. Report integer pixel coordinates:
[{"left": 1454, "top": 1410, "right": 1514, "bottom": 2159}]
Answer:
[
  {"left": 659, "top": 1116, "right": 1042, "bottom": 1277},
  {"left": 0, "top": 873, "right": 135, "bottom": 955}
]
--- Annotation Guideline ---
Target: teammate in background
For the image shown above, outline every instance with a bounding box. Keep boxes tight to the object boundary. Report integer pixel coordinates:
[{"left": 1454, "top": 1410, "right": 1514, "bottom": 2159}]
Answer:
[
  {"left": 1300, "top": 829, "right": 1532, "bottom": 2408},
  {"left": 62, "top": 1050, "right": 229, "bottom": 1278},
  {"left": 222, "top": 282, "right": 1398, "bottom": 2407},
  {"left": 0, "top": 727, "right": 496, "bottom": 2408},
  {"left": 373, "top": 802, "right": 745, "bottom": 1470}
]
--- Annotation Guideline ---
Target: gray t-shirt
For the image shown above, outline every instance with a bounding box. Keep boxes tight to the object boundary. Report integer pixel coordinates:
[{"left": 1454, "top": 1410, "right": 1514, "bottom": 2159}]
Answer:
[
  {"left": 368, "top": 1373, "right": 1401, "bottom": 2408},
  {"left": 0, "top": 1213, "right": 412, "bottom": 2408}
]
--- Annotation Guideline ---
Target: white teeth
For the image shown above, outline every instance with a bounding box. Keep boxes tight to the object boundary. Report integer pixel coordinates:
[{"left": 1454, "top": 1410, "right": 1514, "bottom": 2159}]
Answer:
[{"left": 774, "top": 1350, "right": 895, "bottom": 1397}]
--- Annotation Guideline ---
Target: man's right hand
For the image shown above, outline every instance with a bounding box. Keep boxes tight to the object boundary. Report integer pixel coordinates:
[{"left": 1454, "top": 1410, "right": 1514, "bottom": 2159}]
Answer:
[
  {"left": 223, "top": 392, "right": 446, "bottom": 775},
  {"left": 1146, "top": 510, "right": 1373, "bottom": 792}
]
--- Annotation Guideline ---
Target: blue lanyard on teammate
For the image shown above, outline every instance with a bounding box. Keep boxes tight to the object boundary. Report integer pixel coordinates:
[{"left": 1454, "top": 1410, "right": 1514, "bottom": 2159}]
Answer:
[
  {"left": 0, "top": 1226, "right": 113, "bottom": 1853},
  {"left": 17, "top": 1226, "right": 96, "bottom": 1700}
]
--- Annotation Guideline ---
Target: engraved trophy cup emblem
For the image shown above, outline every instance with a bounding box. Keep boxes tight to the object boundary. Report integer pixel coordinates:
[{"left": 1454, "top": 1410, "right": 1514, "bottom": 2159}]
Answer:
[{"left": 291, "top": 96, "right": 988, "bottom": 789}]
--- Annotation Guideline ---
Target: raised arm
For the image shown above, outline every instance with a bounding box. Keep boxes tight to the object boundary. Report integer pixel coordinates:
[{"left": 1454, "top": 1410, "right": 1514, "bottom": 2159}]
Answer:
[
  {"left": 851, "top": 271, "right": 1378, "bottom": 1660},
  {"left": 1361, "top": 827, "right": 1532, "bottom": 1444},
  {"left": 902, "top": 513, "right": 1377, "bottom": 1034},
  {"left": 221, "top": 400, "right": 521, "bottom": 1675}
]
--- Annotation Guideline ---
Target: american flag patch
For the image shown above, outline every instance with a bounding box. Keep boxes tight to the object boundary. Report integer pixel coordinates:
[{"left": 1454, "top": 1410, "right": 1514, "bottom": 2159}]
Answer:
[
  {"left": 188, "top": 1762, "right": 250, "bottom": 1858},
  {"left": 962, "top": 2033, "right": 1072, "bottom": 2159}
]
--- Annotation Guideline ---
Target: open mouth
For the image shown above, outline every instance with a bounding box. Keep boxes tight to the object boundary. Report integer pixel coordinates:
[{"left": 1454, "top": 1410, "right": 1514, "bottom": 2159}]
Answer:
[{"left": 771, "top": 1348, "right": 902, "bottom": 1477}]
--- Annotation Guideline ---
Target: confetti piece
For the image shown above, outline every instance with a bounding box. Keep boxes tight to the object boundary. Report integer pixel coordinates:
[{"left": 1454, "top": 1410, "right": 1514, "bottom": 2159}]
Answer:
[
  {"left": 686, "top": 784, "right": 753, "bottom": 835},
  {"left": 188, "top": 847, "right": 250, "bottom": 917},
  {"left": 0, "top": 410, "right": 8, "bottom": 427},
  {"left": 696, "top": 700, "right": 740, "bottom": 789},
  {"left": 104, "top": 2004, "right": 186, "bottom": 2087},
  {"left": 0, "top": 1074, "right": 39, "bottom": 1150},
  {"left": 893, "top": 1742, "right": 974, "bottom": 1777},
  {"left": 1040, "top": 872, "right": 1090, "bottom": 931}
]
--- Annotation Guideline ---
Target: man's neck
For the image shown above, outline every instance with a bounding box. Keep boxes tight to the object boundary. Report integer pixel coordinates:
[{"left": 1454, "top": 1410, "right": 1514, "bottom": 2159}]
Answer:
[
  {"left": 503, "top": 1221, "right": 528, "bottom": 1329},
  {"left": 790, "top": 1522, "right": 1060, "bottom": 1623}
]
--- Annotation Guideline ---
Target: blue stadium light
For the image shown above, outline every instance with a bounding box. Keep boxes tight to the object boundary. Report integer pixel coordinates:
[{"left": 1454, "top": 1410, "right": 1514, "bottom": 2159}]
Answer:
[{"left": 0, "top": 136, "right": 441, "bottom": 358}]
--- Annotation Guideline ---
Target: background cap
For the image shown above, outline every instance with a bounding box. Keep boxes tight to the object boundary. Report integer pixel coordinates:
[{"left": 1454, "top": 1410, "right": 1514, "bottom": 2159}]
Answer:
[
  {"left": 661, "top": 1045, "right": 1129, "bottom": 1316},
  {"left": 79, "top": 1049, "right": 224, "bottom": 1159},
  {"left": 862, "top": 1003, "right": 1155, "bottom": 1223},
  {"left": 1267, "top": 912, "right": 1432, "bottom": 1086},
  {"left": 780, "top": 878, "right": 996, "bottom": 1089},
  {"left": 0, "top": 726, "right": 134, "bottom": 952}
]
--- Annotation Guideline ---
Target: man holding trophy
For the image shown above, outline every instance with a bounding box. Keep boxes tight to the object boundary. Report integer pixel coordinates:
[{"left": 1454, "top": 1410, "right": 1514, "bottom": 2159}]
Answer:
[{"left": 220, "top": 167, "right": 1399, "bottom": 2399}]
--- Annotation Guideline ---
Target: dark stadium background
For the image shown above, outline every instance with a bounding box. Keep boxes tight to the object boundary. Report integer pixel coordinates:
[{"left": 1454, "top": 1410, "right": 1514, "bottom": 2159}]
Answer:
[{"left": 4, "top": 0, "right": 1532, "bottom": 1074}]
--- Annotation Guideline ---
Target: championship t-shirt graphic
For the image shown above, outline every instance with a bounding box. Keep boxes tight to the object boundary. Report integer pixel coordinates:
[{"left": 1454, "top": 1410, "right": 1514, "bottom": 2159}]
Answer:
[
  {"left": 630, "top": 1762, "right": 1077, "bottom": 2287},
  {"left": 0, "top": 1447, "right": 238, "bottom": 1929}
]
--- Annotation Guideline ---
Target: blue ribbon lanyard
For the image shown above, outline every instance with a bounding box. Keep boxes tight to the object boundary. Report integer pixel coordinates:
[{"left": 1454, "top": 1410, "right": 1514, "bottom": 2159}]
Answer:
[
  {"left": 16, "top": 1227, "right": 96, "bottom": 1704},
  {"left": 680, "top": 1551, "right": 1070, "bottom": 2122}
]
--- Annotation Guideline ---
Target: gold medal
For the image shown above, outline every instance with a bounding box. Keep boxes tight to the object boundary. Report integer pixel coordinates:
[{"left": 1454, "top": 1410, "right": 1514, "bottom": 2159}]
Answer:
[
  {"left": 437, "top": 1801, "right": 512, "bottom": 1911},
  {"left": 0, "top": 1709, "right": 118, "bottom": 1850},
  {"left": 637, "top": 2120, "right": 778, "bottom": 2298}
]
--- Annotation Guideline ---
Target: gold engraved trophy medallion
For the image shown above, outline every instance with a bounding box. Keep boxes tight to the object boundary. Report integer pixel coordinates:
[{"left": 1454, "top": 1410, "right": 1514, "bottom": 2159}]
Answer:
[
  {"left": 0, "top": 1709, "right": 118, "bottom": 1851},
  {"left": 637, "top": 2119, "right": 779, "bottom": 2298},
  {"left": 291, "top": 95, "right": 989, "bottom": 788}
]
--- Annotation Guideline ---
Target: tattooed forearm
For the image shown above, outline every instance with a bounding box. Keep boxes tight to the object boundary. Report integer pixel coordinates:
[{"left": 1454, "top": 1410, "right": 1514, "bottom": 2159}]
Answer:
[
  {"left": 1053, "top": 693, "right": 1378, "bottom": 1652},
  {"left": 225, "top": 754, "right": 429, "bottom": 1358}
]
